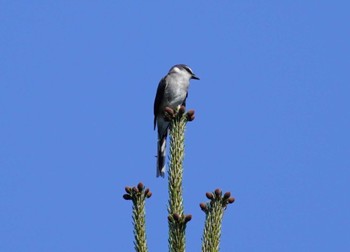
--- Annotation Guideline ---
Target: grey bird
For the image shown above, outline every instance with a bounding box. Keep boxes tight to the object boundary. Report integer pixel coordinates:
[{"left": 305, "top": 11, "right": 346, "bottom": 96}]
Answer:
[{"left": 154, "top": 64, "right": 200, "bottom": 177}]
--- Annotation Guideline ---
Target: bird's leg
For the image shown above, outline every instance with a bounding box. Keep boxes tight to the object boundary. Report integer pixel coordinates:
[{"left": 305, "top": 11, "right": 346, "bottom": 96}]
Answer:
[
  {"left": 164, "top": 106, "right": 195, "bottom": 123},
  {"left": 164, "top": 107, "right": 175, "bottom": 122}
]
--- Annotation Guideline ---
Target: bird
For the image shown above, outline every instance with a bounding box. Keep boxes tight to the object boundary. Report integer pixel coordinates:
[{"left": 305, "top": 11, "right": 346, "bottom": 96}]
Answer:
[{"left": 153, "top": 64, "right": 200, "bottom": 177}]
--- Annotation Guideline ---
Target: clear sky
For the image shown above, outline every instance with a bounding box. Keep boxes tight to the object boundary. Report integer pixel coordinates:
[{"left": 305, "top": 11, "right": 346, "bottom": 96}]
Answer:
[{"left": 1, "top": 1, "right": 349, "bottom": 251}]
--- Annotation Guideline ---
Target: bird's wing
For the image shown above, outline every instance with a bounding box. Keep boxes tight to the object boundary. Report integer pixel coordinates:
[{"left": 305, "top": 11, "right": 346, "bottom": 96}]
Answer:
[
  {"left": 182, "top": 91, "right": 188, "bottom": 107},
  {"left": 154, "top": 77, "right": 167, "bottom": 130}
]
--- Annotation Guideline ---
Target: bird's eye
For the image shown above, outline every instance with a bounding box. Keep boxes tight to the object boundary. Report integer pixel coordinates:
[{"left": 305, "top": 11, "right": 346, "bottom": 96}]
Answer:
[{"left": 183, "top": 66, "right": 193, "bottom": 75}]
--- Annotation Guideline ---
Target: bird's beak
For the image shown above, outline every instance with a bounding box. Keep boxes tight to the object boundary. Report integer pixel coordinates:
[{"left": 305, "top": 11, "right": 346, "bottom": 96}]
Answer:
[{"left": 191, "top": 74, "right": 200, "bottom": 80}]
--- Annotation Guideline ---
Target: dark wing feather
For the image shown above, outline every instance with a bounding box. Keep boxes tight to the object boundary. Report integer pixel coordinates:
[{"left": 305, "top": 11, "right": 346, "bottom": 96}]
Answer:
[
  {"left": 181, "top": 91, "right": 188, "bottom": 107},
  {"left": 154, "top": 77, "right": 167, "bottom": 130}
]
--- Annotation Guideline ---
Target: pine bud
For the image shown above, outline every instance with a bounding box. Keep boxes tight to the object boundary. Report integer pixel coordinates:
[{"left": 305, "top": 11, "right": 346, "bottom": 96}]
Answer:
[
  {"left": 228, "top": 197, "right": 235, "bottom": 204},
  {"left": 214, "top": 188, "right": 222, "bottom": 197},
  {"left": 137, "top": 182, "right": 144, "bottom": 191},
  {"left": 206, "top": 192, "right": 214, "bottom": 199},
  {"left": 123, "top": 194, "right": 132, "bottom": 200},
  {"left": 223, "top": 191, "right": 231, "bottom": 199}
]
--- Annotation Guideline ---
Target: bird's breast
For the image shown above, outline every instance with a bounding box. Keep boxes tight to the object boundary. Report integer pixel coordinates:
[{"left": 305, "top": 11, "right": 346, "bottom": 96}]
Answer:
[{"left": 164, "top": 79, "right": 189, "bottom": 108}]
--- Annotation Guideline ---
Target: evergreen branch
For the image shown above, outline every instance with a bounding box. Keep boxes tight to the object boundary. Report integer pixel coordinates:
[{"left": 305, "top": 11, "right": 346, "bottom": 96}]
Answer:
[
  {"left": 123, "top": 182, "right": 152, "bottom": 252},
  {"left": 200, "top": 189, "right": 235, "bottom": 252},
  {"left": 166, "top": 106, "right": 194, "bottom": 252}
]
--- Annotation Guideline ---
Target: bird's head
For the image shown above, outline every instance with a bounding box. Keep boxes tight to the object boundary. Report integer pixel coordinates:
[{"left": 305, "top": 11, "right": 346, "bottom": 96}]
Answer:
[{"left": 169, "top": 64, "right": 200, "bottom": 80}]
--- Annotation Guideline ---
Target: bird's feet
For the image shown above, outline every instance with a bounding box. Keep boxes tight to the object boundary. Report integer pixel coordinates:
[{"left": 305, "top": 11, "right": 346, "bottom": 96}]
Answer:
[
  {"left": 163, "top": 106, "right": 195, "bottom": 122},
  {"left": 164, "top": 107, "right": 176, "bottom": 121}
]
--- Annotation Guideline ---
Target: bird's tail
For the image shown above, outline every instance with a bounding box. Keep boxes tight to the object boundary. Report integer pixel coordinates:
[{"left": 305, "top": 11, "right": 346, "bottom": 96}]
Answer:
[{"left": 156, "top": 134, "right": 167, "bottom": 177}]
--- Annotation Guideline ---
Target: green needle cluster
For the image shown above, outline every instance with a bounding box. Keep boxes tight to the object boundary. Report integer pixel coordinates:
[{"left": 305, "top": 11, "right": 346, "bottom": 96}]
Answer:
[
  {"left": 167, "top": 109, "right": 190, "bottom": 252},
  {"left": 200, "top": 189, "right": 235, "bottom": 252},
  {"left": 123, "top": 183, "right": 152, "bottom": 252}
]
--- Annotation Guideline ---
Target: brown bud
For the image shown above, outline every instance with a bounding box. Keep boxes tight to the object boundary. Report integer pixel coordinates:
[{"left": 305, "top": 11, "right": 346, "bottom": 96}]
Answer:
[
  {"left": 214, "top": 188, "right": 222, "bottom": 197},
  {"left": 125, "top": 186, "right": 131, "bottom": 193},
  {"left": 206, "top": 192, "right": 214, "bottom": 199},
  {"left": 164, "top": 106, "right": 174, "bottom": 114},
  {"left": 185, "top": 214, "right": 192, "bottom": 223},
  {"left": 123, "top": 194, "right": 132, "bottom": 200},
  {"left": 187, "top": 110, "right": 194, "bottom": 117},
  {"left": 132, "top": 187, "right": 139, "bottom": 193},
  {"left": 223, "top": 192, "right": 231, "bottom": 199},
  {"left": 199, "top": 202, "right": 207, "bottom": 212},
  {"left": 179, "top": 105, "right": 186, "bottom": 114},
  {"left": 173, "top": 213, "right": 180, "bottom": 222},
  {"left": 186, "top": 110, "right": 195, "bottom": 121},
  {"left": 137, "top": 182, "right": 144, "bottom": 191},
  {"left": 146, "top": 191, "right": 152, "bottom": 198},
  {"left": 228, "top": 197, "right": 235, "bottom": 204},
  {"left": 164, "top": 107, "right": 175, "bottom": 122}
]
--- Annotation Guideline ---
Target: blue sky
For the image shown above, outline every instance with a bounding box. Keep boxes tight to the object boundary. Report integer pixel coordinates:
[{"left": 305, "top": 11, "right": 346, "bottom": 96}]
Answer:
[{"left": 1, "top": 1, "right": 349, "bottom": 251}]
